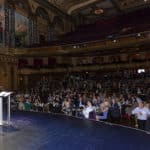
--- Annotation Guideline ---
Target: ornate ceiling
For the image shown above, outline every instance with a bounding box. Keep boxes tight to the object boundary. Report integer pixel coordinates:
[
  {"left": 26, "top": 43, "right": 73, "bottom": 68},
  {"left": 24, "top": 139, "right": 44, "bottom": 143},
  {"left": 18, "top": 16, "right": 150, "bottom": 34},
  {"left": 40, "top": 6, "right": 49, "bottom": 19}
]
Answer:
[
  {"left": 46, "top": 0, "right": 150, "bottom": 15},
  {"left": 10, "top": 0, "right": 150, "bottom": 20},
  {"left": 6, "top": 0, "right": 150, "bottom": 27},
  {"left": 48, "top": 0, "right": 99, "bottom": 14}
]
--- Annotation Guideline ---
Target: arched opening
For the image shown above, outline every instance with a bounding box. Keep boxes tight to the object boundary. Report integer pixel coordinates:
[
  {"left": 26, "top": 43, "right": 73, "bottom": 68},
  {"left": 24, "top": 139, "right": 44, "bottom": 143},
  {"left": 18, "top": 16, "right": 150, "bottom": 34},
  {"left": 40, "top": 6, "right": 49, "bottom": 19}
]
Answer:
[
  {"left": 52, "top": 16, "right": 64, "bottom": 40},
  {"left": 36, "top": 7, "right": 50, "bottom": 44},
  {"left": 14, "top": 0, "right": 31, "bottom": 47}
]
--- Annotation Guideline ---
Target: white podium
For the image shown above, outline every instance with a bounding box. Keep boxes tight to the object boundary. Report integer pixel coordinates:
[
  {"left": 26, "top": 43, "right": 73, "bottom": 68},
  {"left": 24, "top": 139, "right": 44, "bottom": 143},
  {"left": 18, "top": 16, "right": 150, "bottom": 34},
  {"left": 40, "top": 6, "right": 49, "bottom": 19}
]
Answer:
[{"left": 0, "top": 91, "right": 12, "bottom": 126}]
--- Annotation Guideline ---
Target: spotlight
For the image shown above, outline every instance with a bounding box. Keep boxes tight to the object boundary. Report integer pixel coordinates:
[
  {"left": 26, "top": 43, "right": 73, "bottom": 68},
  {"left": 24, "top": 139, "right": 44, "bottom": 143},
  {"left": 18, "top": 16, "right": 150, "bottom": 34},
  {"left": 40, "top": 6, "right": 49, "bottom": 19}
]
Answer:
[
  {"left": 137, "top": 33, "right": 141, "bottom": 37},
  {"left": 113, "top": 39, "right": 117, "bottom": 43}
]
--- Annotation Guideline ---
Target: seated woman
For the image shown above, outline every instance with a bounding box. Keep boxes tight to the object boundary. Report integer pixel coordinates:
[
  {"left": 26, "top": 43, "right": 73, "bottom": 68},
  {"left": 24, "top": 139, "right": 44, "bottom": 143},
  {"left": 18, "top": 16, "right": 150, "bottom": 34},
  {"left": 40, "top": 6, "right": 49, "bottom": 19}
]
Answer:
[
  {"left": 38, "top": 102, "right": 44, "bottom": 112},
  {"left": 33, "top": 98, "right": 40, "bottom": 112},
  {"left": 18, "top": 96, "right": 25, "bottom": 111},
  {"left": 62, "top": 98, "right": 72, "bottom": 115},
  {"left": 96, "top": 104, "right": 109, "bottom": 122},
  {"left": 82, "top": 101, "right": 95, "bottom": 119}
]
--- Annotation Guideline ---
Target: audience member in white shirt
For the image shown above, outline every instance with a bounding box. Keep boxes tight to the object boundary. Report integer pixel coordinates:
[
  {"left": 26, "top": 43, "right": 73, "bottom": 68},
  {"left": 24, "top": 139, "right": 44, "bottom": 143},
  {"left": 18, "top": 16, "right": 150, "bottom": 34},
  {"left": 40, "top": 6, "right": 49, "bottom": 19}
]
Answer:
[
  {"left": 132, "top": 102, "right": 150, "bottom": 130},
  {"left": 83, "top": 101, "right": 95, "bottom": 119}
]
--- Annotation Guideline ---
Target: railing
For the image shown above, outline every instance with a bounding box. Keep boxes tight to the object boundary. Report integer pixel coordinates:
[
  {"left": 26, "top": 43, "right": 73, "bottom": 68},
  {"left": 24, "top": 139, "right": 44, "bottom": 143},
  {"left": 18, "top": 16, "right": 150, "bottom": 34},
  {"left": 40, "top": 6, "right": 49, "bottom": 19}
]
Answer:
[
  {"left": 14, "top": 30, "right": 150, "bottom": 57},
  {"left": 0, "top": 47, "right": 15, "bottom": 55},
  {"left": 19, "top": 61, "right": 150, "bottom": 75},
  {"left": 62, "top": 30, "right": 150, "bottom": 48}
]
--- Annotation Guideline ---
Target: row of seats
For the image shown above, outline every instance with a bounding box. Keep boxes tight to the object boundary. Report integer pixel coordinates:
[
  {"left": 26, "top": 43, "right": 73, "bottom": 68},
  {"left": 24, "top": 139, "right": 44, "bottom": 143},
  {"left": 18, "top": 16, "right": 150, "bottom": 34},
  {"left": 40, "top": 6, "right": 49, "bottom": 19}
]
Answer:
[
  {"left": 29, "top": 8, "right": 150, "bottom": 47},
  {"left": 62, "top": 8, "right": 150, "bottom": 43}
]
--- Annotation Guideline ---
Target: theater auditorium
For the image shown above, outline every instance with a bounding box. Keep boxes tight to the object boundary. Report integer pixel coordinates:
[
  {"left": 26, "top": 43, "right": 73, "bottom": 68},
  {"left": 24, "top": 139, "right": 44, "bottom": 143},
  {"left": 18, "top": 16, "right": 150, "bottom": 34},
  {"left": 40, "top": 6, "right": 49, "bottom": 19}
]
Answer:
[{"left": 0, "top": 0, "right": 150, "bottom": 150}]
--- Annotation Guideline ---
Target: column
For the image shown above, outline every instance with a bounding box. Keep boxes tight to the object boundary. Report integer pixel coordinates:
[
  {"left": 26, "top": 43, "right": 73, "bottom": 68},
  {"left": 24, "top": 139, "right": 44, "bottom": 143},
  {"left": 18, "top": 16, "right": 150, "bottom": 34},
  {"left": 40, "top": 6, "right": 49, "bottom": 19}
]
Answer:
[
  {"left": 24, "top": 75, "right": 29, "bottom": 90},
  {"left": 48, "top": 25, "right": 51, "bottom": 42},
  {"left": 13, "top": 64, "right": 18, "bottom": 91},
  {"left": 9, "top": 6, "right": 15, "bottom": 48},
  {"left": 33, "top": 18, "right": 38, "bottom": 44},
  {"left": 7, "top": 95, "right": 11, "bottom": 125},
  {"left": 4, "top": 4, "right": 15, "bottom": 48},
  {"left": 0, "top": 1, "right": 4, "bottom": 47},
  {"left": 0, "top": 96, "right": 3, "bottom": 125},
  {"left": 4, "top": 6, "right": 9, "bottom": 47},
  {"left": 28, "top": 18, "right": 33, "bottom": 46},
  {"left": 47, "top": 21, "right": 53, "bottom": 42}
]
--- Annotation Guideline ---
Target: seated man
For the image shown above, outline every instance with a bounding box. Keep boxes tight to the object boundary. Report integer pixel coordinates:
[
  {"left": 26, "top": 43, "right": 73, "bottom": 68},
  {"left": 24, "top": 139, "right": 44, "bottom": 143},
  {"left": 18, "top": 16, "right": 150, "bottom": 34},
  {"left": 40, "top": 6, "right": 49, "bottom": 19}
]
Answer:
[
  {"left": 24, "top": 98, "right": 32, "bottom": 111},
  {"left": 109, "top": 99, "right": 121, "bottom": 123},
  {"left": 33, "top": 98, "right": 40, "bottom": 112}
]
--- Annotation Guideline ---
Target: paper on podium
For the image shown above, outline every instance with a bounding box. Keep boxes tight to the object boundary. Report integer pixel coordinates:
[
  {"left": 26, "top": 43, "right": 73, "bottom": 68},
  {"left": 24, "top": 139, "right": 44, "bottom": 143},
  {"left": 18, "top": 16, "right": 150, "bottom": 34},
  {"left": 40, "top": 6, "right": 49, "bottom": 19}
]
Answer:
[
  {"left": 0, "top": 91, "right": 13, "bottom": 97},
  {"left": 0, "top": 92, "right": 6, "bottom": 97}
]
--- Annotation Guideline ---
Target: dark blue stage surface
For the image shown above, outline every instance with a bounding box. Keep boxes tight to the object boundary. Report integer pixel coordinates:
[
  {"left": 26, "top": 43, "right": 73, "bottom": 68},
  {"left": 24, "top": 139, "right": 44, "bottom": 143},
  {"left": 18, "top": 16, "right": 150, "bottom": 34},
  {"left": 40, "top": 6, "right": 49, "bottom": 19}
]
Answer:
[{"left": 0, "top": 112, "right": 150, "bottom": 150}]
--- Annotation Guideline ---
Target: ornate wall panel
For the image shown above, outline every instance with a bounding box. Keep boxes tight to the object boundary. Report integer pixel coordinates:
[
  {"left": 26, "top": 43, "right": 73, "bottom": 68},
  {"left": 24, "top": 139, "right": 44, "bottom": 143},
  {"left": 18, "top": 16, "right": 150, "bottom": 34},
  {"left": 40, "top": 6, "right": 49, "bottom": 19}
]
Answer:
[
  {"left": 10, "top": 7, "right": 15, "bottom": 48},
  {"left": 28, "top": 18, "right": 34, "bottom": 45},
  {"left": 37, "top": 16, "right": 49, "bottom": 42},
  {"left": 33, "top": 18, "right": 38, "bottom": 43},
  {"left": 4, "top": 6, "right": 9, "bottom": 47},
  {"left": 0, "top": 0, "right": 5, "bottom": 47}
]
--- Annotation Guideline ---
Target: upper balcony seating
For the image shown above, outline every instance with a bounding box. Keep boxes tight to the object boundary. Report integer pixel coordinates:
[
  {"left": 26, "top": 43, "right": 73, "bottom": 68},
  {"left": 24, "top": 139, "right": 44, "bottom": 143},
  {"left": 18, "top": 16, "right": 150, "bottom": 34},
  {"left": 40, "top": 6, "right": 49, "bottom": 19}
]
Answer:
[{"left": 29, "top": 8, "right": 150, "bottom": 48}]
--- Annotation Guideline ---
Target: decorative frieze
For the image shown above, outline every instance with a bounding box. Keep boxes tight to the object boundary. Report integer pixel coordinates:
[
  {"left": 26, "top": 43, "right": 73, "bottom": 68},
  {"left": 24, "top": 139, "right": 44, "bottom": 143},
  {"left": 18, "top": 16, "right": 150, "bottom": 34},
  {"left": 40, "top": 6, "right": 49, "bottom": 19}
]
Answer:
[{"left": 0, "top": 55, "right": 17, "bottom": 64}]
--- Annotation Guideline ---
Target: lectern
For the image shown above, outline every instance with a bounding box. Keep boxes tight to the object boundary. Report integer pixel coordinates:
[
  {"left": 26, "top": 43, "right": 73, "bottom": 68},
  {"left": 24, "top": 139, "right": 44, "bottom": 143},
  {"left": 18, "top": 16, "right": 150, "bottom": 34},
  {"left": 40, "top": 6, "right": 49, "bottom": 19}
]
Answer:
[{"left": 0, "top": 91, "right": 12, "bottom": 126}]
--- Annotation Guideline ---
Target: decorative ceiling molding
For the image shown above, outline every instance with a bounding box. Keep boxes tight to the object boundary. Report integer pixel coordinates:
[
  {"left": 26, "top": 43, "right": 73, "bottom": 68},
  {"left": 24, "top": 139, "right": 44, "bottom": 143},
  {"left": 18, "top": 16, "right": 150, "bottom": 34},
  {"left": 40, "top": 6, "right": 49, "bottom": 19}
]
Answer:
[
  {"left": 67, "top": 0, "right": 98, "bottom": 15},
  {"left": 34, "top": 0, "right": 70, "bottom": 19},
  {"left": 6, "top": 0, "right": 149, "bottom": 28},
  {"left": 11, "top": 0, "right": 32, "bottom": 16},
  {"left": 28, "top": 0, "right": 40, "bottom": 13},
  {"left": 114, "top": 0, "right": 150, "bottom": 10},
  {"left": 46, "top": 0, "right": 149, "bottom": 16},
  {"left": 109, "top": 0, "right": 122, "bottom": 13}
]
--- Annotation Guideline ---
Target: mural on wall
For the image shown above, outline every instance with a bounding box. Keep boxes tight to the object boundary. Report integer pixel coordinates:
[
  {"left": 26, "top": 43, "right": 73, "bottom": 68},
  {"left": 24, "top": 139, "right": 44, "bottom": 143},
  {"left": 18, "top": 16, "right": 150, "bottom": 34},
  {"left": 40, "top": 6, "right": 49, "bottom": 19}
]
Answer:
[
  {"left": 15, "top": 12, "right": 29, "bottom": 47},
  {"left": 0, "top": 2, "right": 5, "bottom": 46}
]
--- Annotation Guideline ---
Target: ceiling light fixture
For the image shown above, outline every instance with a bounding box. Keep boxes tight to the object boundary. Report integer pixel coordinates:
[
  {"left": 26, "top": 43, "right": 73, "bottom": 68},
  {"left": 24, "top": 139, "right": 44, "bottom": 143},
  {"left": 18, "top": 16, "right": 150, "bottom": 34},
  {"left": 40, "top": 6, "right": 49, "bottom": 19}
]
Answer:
[
  {"left": 113, "top": 39, "right": 117, "bottom": 43},
  {"left": 94, "top": 9, "right": 104, "bottom": 15},
  {"left": 137, "top": 33, "right": 141, "bottom": 37}
]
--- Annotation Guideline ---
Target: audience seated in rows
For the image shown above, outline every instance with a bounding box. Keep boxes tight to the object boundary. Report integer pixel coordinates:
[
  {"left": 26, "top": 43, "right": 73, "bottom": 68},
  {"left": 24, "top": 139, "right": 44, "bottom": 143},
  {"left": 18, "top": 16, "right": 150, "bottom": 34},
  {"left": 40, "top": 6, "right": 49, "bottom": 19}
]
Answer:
[{"left": 12, "top": 70, "right": 150, "bottom": 131}]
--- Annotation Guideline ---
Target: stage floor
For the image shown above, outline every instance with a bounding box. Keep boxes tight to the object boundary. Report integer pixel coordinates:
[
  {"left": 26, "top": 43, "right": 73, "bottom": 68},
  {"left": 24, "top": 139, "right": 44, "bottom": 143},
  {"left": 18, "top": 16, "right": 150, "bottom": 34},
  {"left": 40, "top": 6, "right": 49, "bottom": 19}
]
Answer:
[{"left": 0, "top": 111, "right": 150, "bottom": 150}]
